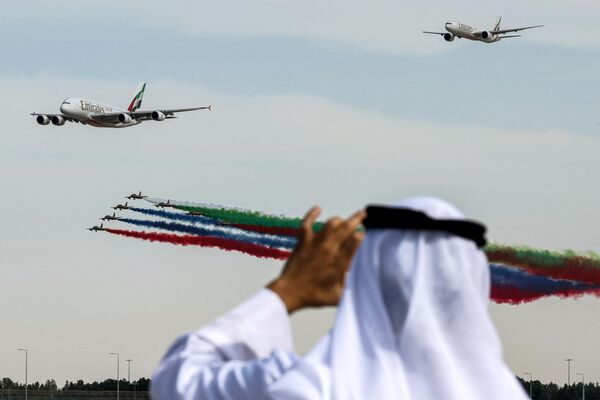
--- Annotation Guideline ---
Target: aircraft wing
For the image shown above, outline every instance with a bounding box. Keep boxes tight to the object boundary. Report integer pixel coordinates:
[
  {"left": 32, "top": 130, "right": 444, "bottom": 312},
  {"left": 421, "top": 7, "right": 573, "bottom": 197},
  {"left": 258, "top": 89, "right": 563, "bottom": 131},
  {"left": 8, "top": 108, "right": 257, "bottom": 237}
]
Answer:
[
  {"left": 499, "top": 35, "right": 522, "bottom": 39},
  {"left": 130, "top": 106, "right": 211, "bottom": 121},
  {"left": 30, "top": 112, "right": 78, "bottom": 123},
  {"left": 90, "top": 106, "right": 211, "bottom": 123},
  {"left": 492, "top": 25, "right": 543, "bottom": 35},
  {"left": 89, "top": 113, "right": 122, "bottom": 123},
  {"left": 423, "top": 31, "right": 446, "bottom": 36}
]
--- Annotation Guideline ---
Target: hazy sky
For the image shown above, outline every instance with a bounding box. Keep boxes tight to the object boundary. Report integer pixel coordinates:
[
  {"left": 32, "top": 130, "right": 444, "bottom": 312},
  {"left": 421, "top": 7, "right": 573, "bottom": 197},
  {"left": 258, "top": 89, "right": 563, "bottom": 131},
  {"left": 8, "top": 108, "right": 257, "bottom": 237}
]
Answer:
[{"left": 2, "top": 0, "right": 600, "bottom": 387}]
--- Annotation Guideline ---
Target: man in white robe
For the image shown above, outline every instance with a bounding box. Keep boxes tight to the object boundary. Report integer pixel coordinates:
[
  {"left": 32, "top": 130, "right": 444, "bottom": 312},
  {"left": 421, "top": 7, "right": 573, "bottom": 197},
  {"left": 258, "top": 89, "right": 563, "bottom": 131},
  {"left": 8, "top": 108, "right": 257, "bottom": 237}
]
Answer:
[{"left": 151, "top": 198, "right": 528, "bottom": 400}]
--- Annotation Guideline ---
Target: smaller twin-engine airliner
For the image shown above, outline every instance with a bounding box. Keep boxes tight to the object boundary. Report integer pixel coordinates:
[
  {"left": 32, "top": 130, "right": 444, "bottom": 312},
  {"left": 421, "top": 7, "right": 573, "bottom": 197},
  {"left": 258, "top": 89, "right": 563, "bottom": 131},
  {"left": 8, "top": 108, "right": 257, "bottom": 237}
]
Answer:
[
  {"left": 423, "top": 17, "right": 543, "bottom": 43},
  {"left": 31, "top": 82, "right": 211, "bottom": 128}
]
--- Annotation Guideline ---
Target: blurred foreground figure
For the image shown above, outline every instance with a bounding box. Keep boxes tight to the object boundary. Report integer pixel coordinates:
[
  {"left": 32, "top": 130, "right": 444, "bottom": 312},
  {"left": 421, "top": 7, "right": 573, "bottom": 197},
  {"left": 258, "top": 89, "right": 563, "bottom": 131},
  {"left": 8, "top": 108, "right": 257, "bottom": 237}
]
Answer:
[{"left": 151, "top": 197, "right": 528, "bottom": 400}]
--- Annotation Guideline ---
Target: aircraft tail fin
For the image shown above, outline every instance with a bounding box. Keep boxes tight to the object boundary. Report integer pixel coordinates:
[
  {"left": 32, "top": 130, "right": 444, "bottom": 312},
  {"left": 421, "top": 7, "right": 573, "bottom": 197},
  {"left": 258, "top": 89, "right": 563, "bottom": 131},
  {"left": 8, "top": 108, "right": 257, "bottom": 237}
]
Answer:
[
  {"left": 493, "top": 17, "right": 502, "bottom": 31},
  {"left": 127, "top": 81, "right": 146, "bottom": 112}
]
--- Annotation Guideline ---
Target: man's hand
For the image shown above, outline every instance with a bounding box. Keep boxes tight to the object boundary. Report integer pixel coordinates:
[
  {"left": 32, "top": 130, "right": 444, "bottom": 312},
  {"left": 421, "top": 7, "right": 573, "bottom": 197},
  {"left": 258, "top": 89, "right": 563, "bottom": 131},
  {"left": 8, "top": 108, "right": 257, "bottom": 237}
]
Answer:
[{"left": 267, "top": 206, "right": 366, "bottom": 314}]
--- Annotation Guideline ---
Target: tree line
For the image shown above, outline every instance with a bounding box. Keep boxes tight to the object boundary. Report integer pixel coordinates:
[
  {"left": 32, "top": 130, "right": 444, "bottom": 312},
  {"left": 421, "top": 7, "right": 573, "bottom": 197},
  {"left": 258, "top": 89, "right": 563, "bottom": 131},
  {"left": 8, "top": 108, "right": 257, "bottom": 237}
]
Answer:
[
  {"left": 517, "top": 376, "right": 599, "bottom": 400},
  {"left": 0, "top": 378, "right": 149, "bottom": 392},
  {"left": 2, "top": 376, "right": 600, "bottom": 399}
]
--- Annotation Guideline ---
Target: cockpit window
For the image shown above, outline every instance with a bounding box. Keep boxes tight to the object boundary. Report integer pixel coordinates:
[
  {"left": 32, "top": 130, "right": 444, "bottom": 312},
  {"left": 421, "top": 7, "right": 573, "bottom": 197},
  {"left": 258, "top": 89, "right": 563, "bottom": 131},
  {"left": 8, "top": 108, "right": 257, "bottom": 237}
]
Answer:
[{"left": 62, "top": 101, "right": 70, "bottom": 105}]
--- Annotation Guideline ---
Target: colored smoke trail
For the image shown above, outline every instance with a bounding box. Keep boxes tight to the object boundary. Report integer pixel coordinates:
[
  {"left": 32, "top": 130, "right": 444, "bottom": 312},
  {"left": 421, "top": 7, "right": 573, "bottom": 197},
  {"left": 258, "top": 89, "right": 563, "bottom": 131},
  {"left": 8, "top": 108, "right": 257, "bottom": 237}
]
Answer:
[
  {"left": 232, "top": 224, "right": 302, "bottom": 237},
  {"left": 105, "top": 229, "right": 291, "bottom": 260},
  {"left": 120, "top": 218, "right": 296, "bottom": 250},
  {"left": 489, "top": 264, "right": 600, "bottom": 304},
  {"left": 145, "top": 198, "right": 325, "bottom": 230},
  {"left": 130, "top": 207, "right": 219, "bottom": 225},
  {"left": 486, "top": 244, "right": 600, "bottom": 285},
  {"left": 118, "top": 199, "right": 600, "bottom": 303},
  {"left": 108, "top": 225, "right": 600, "bottom": 304}
]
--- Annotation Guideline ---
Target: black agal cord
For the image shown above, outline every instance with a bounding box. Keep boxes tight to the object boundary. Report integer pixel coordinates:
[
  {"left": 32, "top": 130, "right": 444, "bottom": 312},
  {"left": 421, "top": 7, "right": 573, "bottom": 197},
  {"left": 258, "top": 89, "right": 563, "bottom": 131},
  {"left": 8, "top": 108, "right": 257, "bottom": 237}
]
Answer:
[{"left": 363, "top": 206, "right": 487, "bottom": 248}]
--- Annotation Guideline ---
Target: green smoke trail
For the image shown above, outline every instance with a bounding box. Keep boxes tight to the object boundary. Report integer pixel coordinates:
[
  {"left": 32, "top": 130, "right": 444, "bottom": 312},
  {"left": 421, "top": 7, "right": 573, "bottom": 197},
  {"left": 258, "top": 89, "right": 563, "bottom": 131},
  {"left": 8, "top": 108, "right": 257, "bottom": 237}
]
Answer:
[{"left": 172, "top": 204, "right": 326, "bottom": 231}]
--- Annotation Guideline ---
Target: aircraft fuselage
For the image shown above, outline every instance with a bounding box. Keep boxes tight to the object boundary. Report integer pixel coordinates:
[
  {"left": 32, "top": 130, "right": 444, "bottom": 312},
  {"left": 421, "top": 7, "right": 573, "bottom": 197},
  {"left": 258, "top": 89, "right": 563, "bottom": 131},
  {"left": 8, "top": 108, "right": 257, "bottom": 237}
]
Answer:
[
  {"left": 59, "top": 98, "right": 140, "bottom": 128},
  {"left": 445, "top": 22, "right": 500, "bottom": 43}
]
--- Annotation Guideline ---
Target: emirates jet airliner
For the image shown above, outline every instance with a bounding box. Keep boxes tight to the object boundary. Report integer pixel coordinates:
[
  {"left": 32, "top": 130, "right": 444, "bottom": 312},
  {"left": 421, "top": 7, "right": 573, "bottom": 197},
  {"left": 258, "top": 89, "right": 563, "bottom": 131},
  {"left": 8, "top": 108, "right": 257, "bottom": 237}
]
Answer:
[
  {"left": 423, "top": 17, "right": 543, "bottom": 43},
  {"left": 31, "top": 82, "right": 211, "bottom": 128}
]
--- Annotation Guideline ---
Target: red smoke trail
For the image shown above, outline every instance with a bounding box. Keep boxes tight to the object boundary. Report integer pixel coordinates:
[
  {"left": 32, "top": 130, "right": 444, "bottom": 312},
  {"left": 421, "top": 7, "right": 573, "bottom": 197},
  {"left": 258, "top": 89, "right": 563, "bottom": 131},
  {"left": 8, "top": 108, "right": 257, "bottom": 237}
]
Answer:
[
  {"left": 232, "top": 224, "right": 301, "bottom": 238},
  {"left": 491, "top": 286, "right": 600, "bottom": 305},
  {"left": 106, "top": 229, "right": 291, "bottom": 260}
]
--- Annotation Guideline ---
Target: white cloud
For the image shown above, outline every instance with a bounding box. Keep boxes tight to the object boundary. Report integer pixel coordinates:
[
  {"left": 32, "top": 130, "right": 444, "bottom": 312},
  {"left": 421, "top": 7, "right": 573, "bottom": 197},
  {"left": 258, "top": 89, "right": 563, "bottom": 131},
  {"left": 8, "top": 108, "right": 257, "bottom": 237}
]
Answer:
[{"left": 2, "top": 74, "right": 599, "bottom": 384}]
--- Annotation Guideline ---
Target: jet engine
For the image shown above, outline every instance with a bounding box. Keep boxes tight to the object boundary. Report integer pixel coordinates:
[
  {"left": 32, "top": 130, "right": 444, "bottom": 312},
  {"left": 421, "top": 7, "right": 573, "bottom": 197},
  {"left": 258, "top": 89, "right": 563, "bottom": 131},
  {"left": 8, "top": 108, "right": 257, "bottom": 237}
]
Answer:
[
  {"left": 480, "top": 31, "right": 492, "bottom": 39},
  {"left": 443, "top": 33, "right": 455, "bottom": 42},
  {"left": 36, "top": 115, "right": 50, "bottom": 125},
  {"left": 51, "top": 115, "right": 65, "bottom": 126},
  {"left": 118, "top": 113, "right": 132, "bottom": 123},
  {"left": 151, "top": 111, "right": 166, "bottom": 121}
]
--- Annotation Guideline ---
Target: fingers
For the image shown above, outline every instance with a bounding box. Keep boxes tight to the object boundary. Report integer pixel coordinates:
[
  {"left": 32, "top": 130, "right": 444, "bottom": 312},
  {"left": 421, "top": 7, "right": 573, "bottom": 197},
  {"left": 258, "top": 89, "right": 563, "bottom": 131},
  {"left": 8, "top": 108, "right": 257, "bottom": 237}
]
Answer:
[
  {"left": 341, "top": 209, "right": 367, "bottom": 237},
  {"left": 298, "top": 205, "right": 321, "bottom": 245},
  {"left": 321, "top": 209, "right": 366, "bottom": 245}
]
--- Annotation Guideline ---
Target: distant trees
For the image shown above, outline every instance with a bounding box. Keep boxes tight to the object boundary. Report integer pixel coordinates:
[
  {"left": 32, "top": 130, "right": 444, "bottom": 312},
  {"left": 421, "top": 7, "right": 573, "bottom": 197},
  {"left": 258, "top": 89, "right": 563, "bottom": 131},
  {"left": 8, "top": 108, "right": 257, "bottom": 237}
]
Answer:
[
  {"left": 61, "top": 378, "right": 150, "bottom": 391},
  {"left": 2, "top": 376, "right": 598, "bottom": 399},
  {"left": 517, "top": 376, "right": 600, "bottom": 400},
  {"left": 1, "top": 377, "right": 149, "bottom": 391}
]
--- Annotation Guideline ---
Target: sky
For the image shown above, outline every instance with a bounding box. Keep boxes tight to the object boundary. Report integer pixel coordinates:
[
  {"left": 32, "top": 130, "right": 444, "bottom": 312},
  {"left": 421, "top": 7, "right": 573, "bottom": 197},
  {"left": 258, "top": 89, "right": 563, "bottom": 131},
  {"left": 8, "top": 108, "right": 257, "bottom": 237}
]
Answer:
[{"left": 1, "top": 0, "right": 600, "bottom": 388}]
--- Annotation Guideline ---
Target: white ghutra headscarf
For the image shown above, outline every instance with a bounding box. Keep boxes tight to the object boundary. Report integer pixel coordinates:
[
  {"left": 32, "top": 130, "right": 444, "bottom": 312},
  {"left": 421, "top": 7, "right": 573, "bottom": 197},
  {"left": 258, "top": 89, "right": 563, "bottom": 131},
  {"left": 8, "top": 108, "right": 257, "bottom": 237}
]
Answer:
[{"left": 269, "top": 197, "right": 528, "bottom": 400}]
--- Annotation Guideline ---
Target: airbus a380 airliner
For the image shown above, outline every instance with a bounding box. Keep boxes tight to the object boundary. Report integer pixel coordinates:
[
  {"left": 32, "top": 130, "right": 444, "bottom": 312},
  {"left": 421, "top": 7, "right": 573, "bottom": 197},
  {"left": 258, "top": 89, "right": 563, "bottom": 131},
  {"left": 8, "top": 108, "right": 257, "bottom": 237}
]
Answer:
[
  {"left": 31, "top": 82, "right": 211, "bottom": 128},
  {"left": 424, "top": 17, "right": 543, "bottom": 43}
]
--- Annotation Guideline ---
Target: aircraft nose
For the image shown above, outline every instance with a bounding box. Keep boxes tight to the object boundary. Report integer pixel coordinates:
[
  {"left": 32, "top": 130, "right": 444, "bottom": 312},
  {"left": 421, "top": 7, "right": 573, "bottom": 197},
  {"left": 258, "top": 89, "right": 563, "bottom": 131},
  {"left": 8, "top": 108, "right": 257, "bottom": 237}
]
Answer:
[{"left": 59, "top": 99, "right": 72, "bottom": 113}]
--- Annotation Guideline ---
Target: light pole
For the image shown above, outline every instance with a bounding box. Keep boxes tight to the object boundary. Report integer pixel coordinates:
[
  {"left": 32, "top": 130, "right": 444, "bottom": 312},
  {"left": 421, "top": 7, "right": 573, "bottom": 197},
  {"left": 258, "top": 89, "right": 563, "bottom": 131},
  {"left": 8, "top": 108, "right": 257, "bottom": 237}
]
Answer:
[
  {"left": 17, "top": 349, "right": 28, "bottom": 400},
  {"left": 576, "top": 373, "right": 585, "bottom": 400},
  {"left": 565, "top": 358, "right": 573, "bottom": 386},
  {"left": 523, "top": 372, "right": 533, "bottom": 399},
  {"left": 109, "top": 352, "right": 120, "bottom": 400},
  {"left": 125, "top": 359, "right": 133, "bottom": 382}
]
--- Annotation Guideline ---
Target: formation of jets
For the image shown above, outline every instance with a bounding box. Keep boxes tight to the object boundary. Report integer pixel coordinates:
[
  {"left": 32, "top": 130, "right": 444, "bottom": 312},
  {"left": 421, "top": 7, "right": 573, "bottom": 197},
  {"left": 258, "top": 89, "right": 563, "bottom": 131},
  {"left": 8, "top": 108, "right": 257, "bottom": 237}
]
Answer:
[
  {"left": 32, "top": 82, "right": 211, "bottom": 128},
  {"left": 423, "top": 17, "right": 543, "bottom": 43},
  {"left": 88, "top": 191, "right": 149, "bottom": 231}
]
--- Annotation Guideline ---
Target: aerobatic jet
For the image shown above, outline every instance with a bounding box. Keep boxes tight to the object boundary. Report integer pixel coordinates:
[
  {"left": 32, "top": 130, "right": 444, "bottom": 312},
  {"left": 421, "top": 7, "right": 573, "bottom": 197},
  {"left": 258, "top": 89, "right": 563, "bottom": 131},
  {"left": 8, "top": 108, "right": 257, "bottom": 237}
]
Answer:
[
  {"left": 88, "top": 223, "right": 106, "bottom": 232},
  {"left": 112, "top": 202, "right": 131, "bottom": 211},
  {"left": 126, "top": 191, "right": 148, "bottom": 200},
  {"left": 423, "top": 17, "right": 543, "bottom": 43},
  {"left": 31, "top": 81, "right": 211, "bottom": 128},
  {"left": 155, "top": 200, "right": 173, "bottom": 208},
  {"left": 100, "top": 213, "right": 122, "bottom": 221}
]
